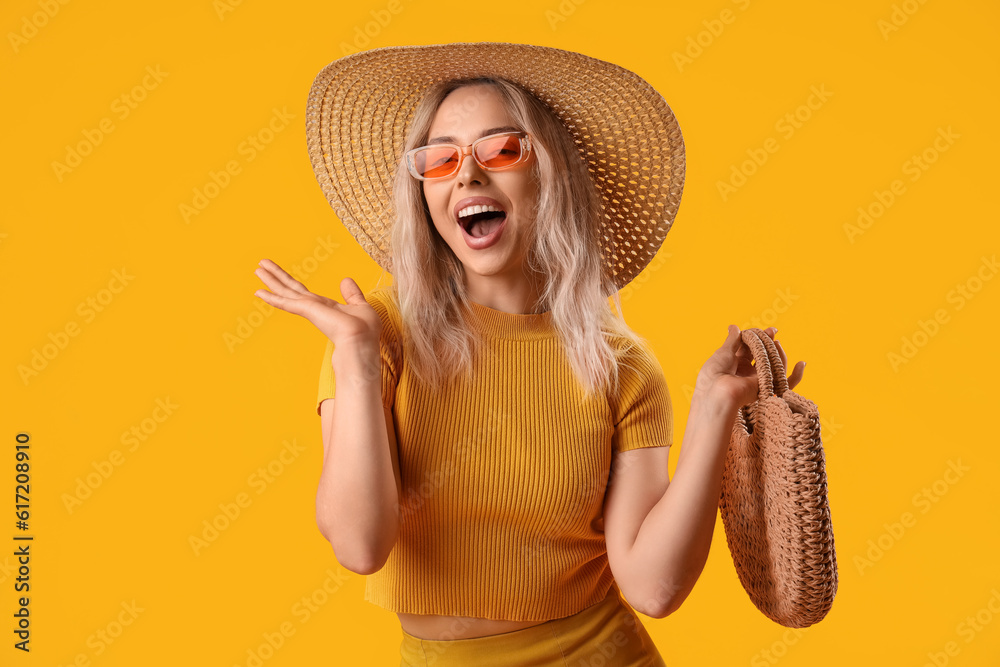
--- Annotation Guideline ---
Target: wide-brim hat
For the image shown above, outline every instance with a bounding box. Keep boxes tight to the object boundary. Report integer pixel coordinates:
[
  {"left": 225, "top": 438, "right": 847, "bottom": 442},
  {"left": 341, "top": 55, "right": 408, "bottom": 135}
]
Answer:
[{"left": 305, "top": 41, "right": 685, "bottom": 290}]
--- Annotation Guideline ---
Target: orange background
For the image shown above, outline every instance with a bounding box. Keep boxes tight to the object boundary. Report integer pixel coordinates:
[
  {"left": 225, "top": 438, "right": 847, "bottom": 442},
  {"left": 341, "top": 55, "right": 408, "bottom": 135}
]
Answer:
[{"left": 3, "top": 0, "right": 999, "bottom": 664}]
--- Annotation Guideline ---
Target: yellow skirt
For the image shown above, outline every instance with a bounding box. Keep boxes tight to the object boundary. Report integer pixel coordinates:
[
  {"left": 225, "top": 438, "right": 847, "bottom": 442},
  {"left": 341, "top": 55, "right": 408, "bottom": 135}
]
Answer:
[{"left": 398, "top": 582, "right": 666, "bottom": 666}]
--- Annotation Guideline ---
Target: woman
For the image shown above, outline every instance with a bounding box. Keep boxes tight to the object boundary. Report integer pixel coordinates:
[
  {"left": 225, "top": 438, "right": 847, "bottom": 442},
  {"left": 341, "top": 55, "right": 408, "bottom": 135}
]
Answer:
[{"left": 253, "top": 44, "right": 805, "bottom": 666}]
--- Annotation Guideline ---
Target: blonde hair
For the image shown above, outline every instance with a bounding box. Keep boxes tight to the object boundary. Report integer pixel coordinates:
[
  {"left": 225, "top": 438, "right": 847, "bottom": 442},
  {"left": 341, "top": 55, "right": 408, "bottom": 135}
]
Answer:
[{"left": 383, "top": 76, "right": 654, "bottom": 399}]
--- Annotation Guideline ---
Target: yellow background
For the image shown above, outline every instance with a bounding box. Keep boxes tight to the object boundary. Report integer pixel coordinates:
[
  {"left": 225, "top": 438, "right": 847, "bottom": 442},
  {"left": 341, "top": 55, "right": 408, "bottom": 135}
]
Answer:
[{"left": 3, "top": 0, "right": 999, "bottom": 664}]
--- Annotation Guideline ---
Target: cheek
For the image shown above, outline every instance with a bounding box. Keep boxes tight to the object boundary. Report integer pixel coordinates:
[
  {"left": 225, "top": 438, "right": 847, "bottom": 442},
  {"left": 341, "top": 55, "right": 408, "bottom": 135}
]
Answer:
[
  {"left": 423, "top": 188, "right": 451, "bottom": 235},
  {"left": 423, "top": 184, "right": 447, "bottom": 216}
]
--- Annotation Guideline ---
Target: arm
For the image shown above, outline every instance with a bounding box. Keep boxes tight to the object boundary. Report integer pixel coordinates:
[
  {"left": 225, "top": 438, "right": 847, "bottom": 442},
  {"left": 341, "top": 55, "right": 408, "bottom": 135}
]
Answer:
[
  {"left": 607, "top": 394, "right": 737, "bottom": 618},
  {"left": 251, "top": 260, "right": 401, "bottom": 575},
  {"left": 316, "top": 341, "right": 402, "bottom": 575},
  {"left": 606, "top": 325, "right": 805, "bottom": 618}
]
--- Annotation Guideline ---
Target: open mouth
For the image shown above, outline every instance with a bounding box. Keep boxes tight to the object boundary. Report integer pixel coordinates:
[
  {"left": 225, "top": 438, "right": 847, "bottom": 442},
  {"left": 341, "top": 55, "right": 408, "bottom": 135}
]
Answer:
[{"left": 457, "top": 207, "right": 508, "bottom": 239}]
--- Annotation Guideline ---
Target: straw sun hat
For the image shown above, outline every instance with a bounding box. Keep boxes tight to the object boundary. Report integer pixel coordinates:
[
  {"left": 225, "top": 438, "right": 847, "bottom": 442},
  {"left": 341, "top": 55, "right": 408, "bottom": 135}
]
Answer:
[{"left": 305, "top": 41, "right": 685, "bottom": 290}]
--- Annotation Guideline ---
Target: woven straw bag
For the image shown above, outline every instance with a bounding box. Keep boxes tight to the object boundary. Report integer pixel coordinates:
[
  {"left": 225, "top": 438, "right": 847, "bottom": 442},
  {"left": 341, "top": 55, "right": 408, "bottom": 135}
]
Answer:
[{"left": 718, "top": 327, "right": 838, "bottom": 628}]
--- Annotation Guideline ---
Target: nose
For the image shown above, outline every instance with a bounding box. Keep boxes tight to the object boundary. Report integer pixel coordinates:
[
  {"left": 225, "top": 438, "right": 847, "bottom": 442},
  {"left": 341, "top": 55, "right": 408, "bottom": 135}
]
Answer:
[{"left": 455, "top": 146, "right": 488, "bottom": 186}]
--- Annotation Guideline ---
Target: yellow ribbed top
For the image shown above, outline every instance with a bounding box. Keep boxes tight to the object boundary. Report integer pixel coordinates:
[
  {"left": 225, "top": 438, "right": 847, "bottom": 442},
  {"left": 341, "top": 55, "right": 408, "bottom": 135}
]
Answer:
[{"left": 316, "top": 286, "right": 672, "bottom": 621}]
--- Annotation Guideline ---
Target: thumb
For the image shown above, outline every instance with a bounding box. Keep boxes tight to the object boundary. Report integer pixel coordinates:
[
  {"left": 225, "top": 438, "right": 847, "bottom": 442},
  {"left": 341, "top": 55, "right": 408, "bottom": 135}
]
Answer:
[
  {"left": 725, "top": 324, "right": 741, "bottom": 347},
  {"left": 710, "top": 325, "right": 741, "bottom": 375},
  {"left": 339, "top": 277, "right": 366, "bottom": 304}
]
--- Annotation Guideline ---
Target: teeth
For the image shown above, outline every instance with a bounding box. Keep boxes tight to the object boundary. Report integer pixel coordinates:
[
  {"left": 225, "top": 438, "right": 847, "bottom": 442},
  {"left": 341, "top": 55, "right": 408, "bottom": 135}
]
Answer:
[{"left": 457, "top": 204, "right": 503, "bottom": 218}]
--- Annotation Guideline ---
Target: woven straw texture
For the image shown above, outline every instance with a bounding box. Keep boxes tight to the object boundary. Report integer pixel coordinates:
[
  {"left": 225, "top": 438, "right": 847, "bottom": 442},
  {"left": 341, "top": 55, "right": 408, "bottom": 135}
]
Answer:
[
  {"left": 305, "top": 42, "right": 685, "bottom": 290},
  {"left": 719, "top": 328, "right": 838, "bottom": 628}
]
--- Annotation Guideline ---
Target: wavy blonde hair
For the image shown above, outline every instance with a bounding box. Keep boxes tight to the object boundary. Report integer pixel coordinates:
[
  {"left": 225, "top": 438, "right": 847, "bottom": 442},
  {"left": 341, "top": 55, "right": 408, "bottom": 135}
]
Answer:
[{"left": 380, "top": 76, "right": 654, "bottom": 399}]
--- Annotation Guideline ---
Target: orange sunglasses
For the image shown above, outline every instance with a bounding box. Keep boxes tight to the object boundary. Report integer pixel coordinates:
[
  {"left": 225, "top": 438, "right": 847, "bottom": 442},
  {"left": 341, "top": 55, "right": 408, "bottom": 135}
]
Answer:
[{"left": 405, "top": 131, "right": 533, "bottom": 181}]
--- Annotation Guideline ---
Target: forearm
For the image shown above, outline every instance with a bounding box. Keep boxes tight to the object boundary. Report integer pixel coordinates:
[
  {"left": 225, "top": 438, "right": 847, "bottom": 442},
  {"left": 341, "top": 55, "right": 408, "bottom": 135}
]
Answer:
[
  {"left": 628, "top": 392, "right": 738, "bottom": 617},
  {"left": 316, "top": 343, "right": 399, "bottom": 573}
]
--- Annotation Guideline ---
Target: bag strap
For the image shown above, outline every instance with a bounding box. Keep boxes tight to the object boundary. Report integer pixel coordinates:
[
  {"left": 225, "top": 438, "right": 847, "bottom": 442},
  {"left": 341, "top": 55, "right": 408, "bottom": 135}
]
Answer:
[{"left": 743, "top": 328, "right": 789, "bottom": 398}]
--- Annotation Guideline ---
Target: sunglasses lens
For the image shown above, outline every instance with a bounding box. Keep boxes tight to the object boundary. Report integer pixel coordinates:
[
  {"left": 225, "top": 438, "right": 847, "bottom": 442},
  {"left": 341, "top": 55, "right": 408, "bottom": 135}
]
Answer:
[
  {"left": 414, "top": 146, "right": 461, "bottom": 179},
  {"left": 476, "top": 134, "right": 523, "bottom": 169},
  {"left": 412, "top": 134, "right": 525, "bottom": 179}
]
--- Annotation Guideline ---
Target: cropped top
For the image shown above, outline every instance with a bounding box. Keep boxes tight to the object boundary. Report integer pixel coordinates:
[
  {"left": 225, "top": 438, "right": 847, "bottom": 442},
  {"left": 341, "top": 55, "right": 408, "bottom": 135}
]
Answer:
[{"left": 316, "top": 286, "right": 673, "bottom": 621}]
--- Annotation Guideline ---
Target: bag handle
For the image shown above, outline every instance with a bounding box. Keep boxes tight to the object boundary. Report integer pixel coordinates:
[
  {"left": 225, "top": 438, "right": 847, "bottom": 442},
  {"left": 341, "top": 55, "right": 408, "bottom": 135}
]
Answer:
[{"left": 741, "top": 327, "right": 789, "bottom": 400}]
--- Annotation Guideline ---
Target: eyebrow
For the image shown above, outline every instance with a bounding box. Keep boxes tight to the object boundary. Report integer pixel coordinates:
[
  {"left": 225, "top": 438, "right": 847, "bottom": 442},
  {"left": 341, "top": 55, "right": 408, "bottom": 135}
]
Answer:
[{"left": 427, "top": 125, "right": 522, "bottom": 145}]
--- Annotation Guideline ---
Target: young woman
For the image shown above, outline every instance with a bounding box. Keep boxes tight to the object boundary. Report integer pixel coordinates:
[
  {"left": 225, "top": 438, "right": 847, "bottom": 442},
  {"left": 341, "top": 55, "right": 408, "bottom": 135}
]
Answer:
[{"left": 253, "top": 44, "right": 805, "bottom": 666}]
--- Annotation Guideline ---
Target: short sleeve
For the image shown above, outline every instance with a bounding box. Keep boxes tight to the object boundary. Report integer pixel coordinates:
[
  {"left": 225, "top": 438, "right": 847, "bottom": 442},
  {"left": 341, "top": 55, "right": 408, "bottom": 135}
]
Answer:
[
  {"left": 315, "top": 288, "right": 402, "bottom": 416},
  {"left": 609, "top": 340, "right": 673, "bottom": 454}
]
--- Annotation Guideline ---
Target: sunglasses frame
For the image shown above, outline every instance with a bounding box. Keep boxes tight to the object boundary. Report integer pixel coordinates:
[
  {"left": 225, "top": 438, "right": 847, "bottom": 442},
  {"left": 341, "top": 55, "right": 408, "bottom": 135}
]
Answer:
[{"left": 404, "top": 131, "right": 533, "bottom": 181}]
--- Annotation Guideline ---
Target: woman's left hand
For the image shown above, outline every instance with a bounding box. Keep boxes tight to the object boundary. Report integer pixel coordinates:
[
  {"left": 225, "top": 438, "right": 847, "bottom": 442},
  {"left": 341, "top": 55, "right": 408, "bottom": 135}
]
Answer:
[{"left": 694, "top": 325, "right": 806, "bottom": 412}]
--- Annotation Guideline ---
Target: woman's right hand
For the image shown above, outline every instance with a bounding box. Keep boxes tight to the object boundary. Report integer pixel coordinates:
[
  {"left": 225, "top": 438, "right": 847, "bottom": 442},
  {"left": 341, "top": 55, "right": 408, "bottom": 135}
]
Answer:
[{"left": 253, "top": 258, "right": 381, "bottom": 348}]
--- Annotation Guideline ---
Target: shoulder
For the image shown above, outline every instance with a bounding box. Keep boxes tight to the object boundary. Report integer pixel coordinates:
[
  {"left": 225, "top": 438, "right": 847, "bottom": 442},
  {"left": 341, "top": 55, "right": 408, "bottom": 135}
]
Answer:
[
  {"left": 366, "top": 285, "right": 404, "bottom": 362},
  {"left": 604, "top": 332, "right": 671, "bottom": 422},
  {"left": 366, "top": 286, "right": 402, "bottom": 331},
  {"left": 366, "top": 284, "right": 397, "bottom": 313},
  {"left": 609, "top": 332, "right": 663, "bottom": 380}
]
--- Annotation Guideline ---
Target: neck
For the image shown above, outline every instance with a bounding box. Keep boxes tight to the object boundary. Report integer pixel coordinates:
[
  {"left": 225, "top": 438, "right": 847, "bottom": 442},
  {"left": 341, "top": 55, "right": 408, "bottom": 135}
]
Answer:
[{"left": 463, "top": 271, "right": 546, "bottom": 315}]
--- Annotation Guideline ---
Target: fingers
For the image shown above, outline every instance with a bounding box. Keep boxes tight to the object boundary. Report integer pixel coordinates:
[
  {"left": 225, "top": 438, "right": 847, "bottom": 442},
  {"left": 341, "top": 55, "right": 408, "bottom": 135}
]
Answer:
[
  {"left": 787, "top": 360, "right": 806, "bottom": 390},
  {"left": 769, "top": 335, "right": 799, "bottom": 384},
  {"left": 253, "top": 259, "right": 314, "bottom": 314},
  {"left": 718, "top": 325, "right": 742, "bottom": 373},
  {"left": 339, "top": 277, "right": 366, "bottom": 305},
  {"left": 759, "top": 327, "right": 791, "bottom": 374},
  {"left": 253, "top": 287, "right": 301, "bottom": 315},
  {"left": 732, "top": 327, "right": 755, "bottom": 370},
  {"left": 254, "top": 267, "right": 289, "bottom": 296},
  {"left": 764, "top": 330, "right": 805, "bottom": 390},
  {"left": 723, "top": 324, "right": 740, "bottom": 348},
  {"left": 773, "top": 339, "right": 788, "bottom": 371},
  {"left": 728, "top": 326, "right": 806, "bottom": 389},
  {"left": 257, "top": 259, "right": 311, "bottom": 296}
]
